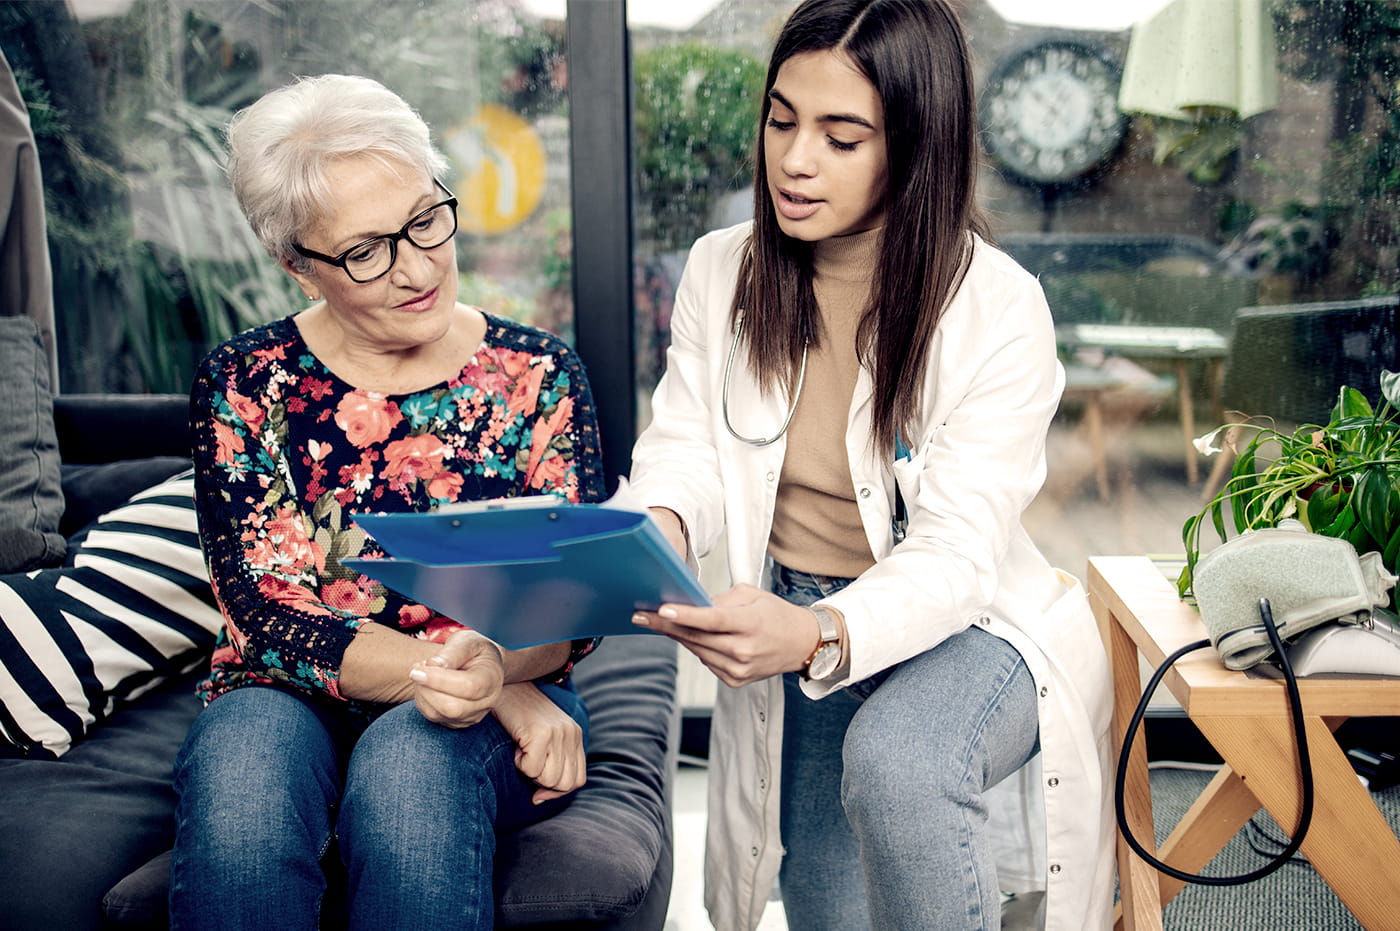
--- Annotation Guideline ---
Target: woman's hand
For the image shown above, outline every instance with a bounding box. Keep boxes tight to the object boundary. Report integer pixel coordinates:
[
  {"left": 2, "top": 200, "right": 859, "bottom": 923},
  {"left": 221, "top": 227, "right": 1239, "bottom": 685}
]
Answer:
[
  {"left": 409, "top": 629, "right": 507, "bottom": 727},
  {"left": 493, "top": 683, "right": 587, "bottom": 805},
  {"left": 633, "top": 584, "right": 821, "bottom": 688}
]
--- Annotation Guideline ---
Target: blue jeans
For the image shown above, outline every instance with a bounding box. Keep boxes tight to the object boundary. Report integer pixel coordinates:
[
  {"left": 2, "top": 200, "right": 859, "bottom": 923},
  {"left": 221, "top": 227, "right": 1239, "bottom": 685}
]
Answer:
[
  {"left": 169, "top": 682, "right": 586, "bottom": 931},
  {"left": 773, "top": 563, "right": 1040, "bottom": 931}
]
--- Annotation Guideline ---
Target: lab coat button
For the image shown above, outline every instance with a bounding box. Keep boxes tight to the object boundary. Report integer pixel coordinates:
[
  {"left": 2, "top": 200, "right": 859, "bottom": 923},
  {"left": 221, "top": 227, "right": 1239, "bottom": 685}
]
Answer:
[
  {"left": 858, "top": 487, "right": 871, "bottom": 498},
  {"left": 766, "top": 471, "right": 776, "bottom": 482},
  {"left": 1039, "top": 685, "right": 1049, "bottom": 698},
  {"left": 759, "top": 778, "right": 767, "bottom": 790},
  {"left": 1049, "top": 863, "right": 1061, "bottom": 875},
  {"left": 1047, "top": 776, "right": 1059, "bottom": 789},
  {"left": 751, "top": 846, "right": 759, "bottom": 857},
  {"left": 758, "top": 711, "right": 766, "bottom": 723}
]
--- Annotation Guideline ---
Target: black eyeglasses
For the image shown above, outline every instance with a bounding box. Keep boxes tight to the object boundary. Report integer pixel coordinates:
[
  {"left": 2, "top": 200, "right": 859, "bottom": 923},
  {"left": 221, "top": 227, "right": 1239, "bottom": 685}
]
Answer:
[{"left": 293, "top": 181, "right": 459, "bottom": 283}]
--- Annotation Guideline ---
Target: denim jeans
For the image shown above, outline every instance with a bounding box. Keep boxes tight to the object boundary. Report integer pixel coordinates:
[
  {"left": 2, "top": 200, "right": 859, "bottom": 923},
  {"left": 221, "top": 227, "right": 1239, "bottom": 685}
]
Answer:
[
  {"left": 773, "top": 563, "right": 1040, "bottom": 931},
  {"left": 169, "top": 682, "right": 586, "bottom": 931}
]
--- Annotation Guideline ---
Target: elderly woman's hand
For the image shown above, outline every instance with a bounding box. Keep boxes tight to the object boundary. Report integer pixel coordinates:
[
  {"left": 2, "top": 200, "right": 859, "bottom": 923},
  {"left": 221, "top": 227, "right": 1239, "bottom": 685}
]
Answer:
[
  {"left": 493, "top": 683, "right": 587, "bottom": 804},
  {"left": 409, "top": 629, "right": 507, "bottom": 727}
]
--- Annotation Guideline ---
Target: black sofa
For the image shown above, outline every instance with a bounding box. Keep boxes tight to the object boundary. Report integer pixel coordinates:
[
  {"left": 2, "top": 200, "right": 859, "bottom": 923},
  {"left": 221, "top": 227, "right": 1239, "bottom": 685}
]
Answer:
[{"left": 0, "top": 393, "right": 679, "bottom": 931}]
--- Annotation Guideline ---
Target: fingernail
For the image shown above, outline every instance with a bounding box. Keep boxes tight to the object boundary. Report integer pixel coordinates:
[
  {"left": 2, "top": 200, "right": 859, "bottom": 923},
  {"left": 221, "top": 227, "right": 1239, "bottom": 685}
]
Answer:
[
  {"left": 409, "top": 668, "right": 426, "bottom": 683},
  {"left": 631, "top": 613, "right": 650, "bottom": 627},
  {"left": 426, "top": 655, "right": 447, "bottom": 667},
  {"left": 658, "top": 606, "right": 678, "bottom": 619}
]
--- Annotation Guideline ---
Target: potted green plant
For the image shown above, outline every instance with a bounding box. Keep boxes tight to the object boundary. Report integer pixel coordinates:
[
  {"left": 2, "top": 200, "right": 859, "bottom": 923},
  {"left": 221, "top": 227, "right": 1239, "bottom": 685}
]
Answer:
[{"left": 1180, "top": 370, "right": 1400, "bottom": 607}]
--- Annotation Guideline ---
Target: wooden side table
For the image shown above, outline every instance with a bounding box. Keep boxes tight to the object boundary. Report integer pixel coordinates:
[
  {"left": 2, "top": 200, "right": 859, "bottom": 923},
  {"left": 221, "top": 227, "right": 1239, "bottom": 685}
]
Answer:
[
  {"left": 1061, "top": 364, "right": 1176, "bottom": 502},
  {"left": 1058, "top": 325, "right": 1228, "bottom": 485},
  {"left": 1087, "top": 555, "right": 1400, "bottom": 931}
]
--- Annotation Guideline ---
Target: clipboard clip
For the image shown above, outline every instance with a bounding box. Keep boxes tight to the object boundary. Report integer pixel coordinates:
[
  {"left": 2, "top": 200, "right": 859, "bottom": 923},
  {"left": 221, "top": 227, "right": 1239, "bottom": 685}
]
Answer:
[{"left": 435, "top": 493, "right": 567, "bottom": 515}]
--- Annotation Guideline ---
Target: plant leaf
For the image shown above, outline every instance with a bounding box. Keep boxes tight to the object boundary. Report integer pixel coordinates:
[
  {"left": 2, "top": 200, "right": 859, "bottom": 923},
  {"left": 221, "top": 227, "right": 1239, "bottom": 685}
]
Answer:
[
  {"left": 1228, "top": 444, "right": 1259, "bottom": 531},
  {"left": 1181, "top": 512, "right": 1199, "bottom": 558},
  {"left": 1343, "top": 518, "right": 1377, "bottom": 554},
  {"left": 1319, "top": 506, "right": 1357, "bottom": 539},
  {"left": 1211, "top": 495, "right": 1231, "bottom": 540},
  {"left": 1335, "top": 385, "right": 1375, "bottom": 422},
  {"left": 1356, "top": 467, "right": 1395, "bottom": 546},
  {"left": 1305, "top": 485, "right": 1341, "bottom": 531},
  {"left": 1177, "top": 562, "right": 1194, "bottom": 599},
  {"left": 1381, "top": 370, "right": 1400, "bottom": 411},
  {"left": 1383, "top": 522, "right": 1400, "bottom": 579}
]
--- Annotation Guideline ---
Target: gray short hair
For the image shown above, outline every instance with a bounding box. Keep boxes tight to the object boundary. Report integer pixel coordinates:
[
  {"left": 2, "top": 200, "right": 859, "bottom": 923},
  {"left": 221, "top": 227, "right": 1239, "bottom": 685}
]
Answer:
[{"left": 226, "top": 74, "right": 449, "bottom": 269}]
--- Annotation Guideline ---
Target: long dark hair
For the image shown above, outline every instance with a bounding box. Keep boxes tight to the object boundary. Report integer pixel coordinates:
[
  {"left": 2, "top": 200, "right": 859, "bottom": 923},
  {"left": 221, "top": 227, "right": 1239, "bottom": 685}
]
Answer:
[{"left": 733, "top": 0, "right": 990, "bottom": 455}]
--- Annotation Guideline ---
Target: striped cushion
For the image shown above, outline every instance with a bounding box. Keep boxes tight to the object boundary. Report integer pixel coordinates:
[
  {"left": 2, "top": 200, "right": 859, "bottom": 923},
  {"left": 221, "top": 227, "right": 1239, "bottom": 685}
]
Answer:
[{"left": 0, "top": 471, "right": 218, "bottom": 758}]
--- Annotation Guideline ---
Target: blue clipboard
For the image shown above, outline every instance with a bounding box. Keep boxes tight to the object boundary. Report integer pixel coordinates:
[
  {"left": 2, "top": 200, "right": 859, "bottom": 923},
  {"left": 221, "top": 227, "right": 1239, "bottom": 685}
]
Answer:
[{"left": 343, "top": 496, "right": 709, "bottom": 649}]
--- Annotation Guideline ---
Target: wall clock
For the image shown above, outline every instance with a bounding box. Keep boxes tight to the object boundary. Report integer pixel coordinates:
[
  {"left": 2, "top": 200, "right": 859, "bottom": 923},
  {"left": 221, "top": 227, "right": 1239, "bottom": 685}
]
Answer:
[{"left": 980, "top": 39, "right": 1129, "bottom": 188}]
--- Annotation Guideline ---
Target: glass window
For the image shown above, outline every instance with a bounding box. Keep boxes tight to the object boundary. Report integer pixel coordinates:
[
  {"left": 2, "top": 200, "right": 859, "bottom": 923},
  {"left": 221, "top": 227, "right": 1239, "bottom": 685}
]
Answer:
[
  {"left": 2, "top": 0, "right": 574, "bottom": 394},
  {"left": 626, "top": 0, "right": 1399, "bottom": 577},
  {"left": 629, "top": 2, "right": 787, "bottom": 422},
  {"left": 6, "top": 0, "right": 1397, "bottom": 574}
]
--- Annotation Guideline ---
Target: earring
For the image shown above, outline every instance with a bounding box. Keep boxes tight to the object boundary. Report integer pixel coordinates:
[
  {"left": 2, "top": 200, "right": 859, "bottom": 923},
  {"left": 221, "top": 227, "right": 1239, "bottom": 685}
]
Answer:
[{"left": 305, "top": 291, "right": 319, "bottom": 301}]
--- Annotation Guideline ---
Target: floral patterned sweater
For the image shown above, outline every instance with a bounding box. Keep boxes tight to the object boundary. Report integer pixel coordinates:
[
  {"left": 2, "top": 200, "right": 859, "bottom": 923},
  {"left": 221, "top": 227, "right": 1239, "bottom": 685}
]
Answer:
[{"left": 189, "top": 312, "right": 606, "bottom": 708}]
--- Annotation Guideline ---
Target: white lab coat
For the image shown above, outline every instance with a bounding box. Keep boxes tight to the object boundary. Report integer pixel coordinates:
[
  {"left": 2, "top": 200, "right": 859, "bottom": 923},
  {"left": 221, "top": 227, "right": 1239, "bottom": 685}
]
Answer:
[{"left": 628, "top": 221, "right": 1115, "bottom": 931}]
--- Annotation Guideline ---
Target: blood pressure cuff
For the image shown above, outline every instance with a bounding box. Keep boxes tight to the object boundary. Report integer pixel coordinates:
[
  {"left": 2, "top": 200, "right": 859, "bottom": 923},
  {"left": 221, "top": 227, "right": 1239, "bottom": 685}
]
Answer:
[{"left": 1193, "top": 521, "right": 1398, "bottom": 670}]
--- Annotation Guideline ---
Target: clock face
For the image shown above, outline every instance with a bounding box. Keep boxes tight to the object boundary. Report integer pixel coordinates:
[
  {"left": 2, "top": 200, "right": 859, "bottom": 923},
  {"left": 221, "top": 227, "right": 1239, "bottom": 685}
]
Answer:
[{"left": 981, "top": 40, "right": 1128, "bottom": 187}]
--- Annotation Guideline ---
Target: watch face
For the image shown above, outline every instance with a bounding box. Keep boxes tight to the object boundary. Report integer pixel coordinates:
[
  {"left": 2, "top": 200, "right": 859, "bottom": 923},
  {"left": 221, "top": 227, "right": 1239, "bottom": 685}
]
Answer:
[
  {"left": 980, "top": 39, "right": 1128, "bottom": 187},
  {"left": 807, "top": 643, "right": 841, "bottom": 681}
]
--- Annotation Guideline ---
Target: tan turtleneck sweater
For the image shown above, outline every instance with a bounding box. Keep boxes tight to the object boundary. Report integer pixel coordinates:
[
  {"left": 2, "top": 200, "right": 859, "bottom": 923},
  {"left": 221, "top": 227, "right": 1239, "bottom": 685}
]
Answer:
[{"left": 766, "top": 227, "right": 880, "bottom": 578}]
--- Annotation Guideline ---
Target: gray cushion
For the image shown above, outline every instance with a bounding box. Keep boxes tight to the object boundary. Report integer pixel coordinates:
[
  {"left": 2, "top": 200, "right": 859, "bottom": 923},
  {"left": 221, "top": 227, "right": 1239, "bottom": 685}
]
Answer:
[
  {"left": 0, "top": 316, "right": 64, "bottom": 571},
  {"left": 0, "top": 671, "right": 202, "bottom": 931},
  {"left": 495, "top": 634, "right": 678, "bottom": 927}
]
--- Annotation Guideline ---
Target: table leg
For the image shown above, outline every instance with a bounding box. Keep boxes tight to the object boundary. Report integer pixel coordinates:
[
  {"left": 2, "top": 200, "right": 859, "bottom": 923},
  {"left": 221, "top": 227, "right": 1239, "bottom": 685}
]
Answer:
[
  {"left": 1102, "top": 610, "right": 1165, "bottom": 931},
  {"left": 1083, "top": 392, "right": 1110, "bottom": 501},
  {"left": 1176, "top": 359, "right": 1197, "bottom": 485},
  {"left": 1192, "top": 713, "right": 1400, "bottom": 927},
  {"left": 1205, "top": 357, "right": 1224, "bottom": 427},
  {"left": 1150, "top": 766, "right": 1261, "bottom": 907}
]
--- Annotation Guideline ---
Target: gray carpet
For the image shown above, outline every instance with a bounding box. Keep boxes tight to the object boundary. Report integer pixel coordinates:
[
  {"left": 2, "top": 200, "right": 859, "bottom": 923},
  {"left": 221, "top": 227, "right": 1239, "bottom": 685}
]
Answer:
[{"left": 1146, "top": 764, "right": 1400, "bottom": 930}]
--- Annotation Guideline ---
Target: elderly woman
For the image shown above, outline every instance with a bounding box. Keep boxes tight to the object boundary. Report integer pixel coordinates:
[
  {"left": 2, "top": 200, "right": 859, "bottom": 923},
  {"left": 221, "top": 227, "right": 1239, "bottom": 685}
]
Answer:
[{"left": 168, "top": 74, "right": 604, "bottom": 931}]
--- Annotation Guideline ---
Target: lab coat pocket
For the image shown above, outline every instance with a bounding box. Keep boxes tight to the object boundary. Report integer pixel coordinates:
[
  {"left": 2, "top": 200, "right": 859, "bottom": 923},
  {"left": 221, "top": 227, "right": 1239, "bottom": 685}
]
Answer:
[
  {"left": 890, "top": 448, "right": 926, "bottom": 547},
  {"left": 890, "top": 445, "right": 928, "bottom": 511}
]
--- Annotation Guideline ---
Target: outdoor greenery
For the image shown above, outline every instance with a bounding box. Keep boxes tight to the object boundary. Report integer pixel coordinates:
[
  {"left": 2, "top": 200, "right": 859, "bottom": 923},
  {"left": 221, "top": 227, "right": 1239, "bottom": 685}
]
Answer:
[
  {"left": 5, "top": 0, "right": 1395, "bottom": 396},
  {"left": 4, "top": 2, "right": 294, "bottom": 391},
  {"left": 3, "top": 0, "right": 564, "bottom": 394},
  {"left": 1218, "top": 200, "right": 1330, "bottom": 282},
  {"left": 1180, "top": 371, "right": 1400, "bottom": 608},
  {"left": 633, "top": 42, "right": 765, "bottom": 252},
  {"left": 1269, "top": 0, "right": 1400, "bottom": 298},
  {"left": 1142, "top": 110, "right": 1249, "bottom": 187}
]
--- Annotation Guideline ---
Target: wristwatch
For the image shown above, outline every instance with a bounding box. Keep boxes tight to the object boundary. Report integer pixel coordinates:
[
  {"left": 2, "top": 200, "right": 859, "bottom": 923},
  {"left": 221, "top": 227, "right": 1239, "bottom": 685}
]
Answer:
[{"left": 803, "top": 604, "right": 843, "bottom": 682}]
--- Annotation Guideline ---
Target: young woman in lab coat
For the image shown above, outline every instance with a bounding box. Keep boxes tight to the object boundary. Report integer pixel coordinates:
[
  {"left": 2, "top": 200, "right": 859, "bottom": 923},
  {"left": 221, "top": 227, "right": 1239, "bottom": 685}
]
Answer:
[{"left": 628, "top": 1, "right": 1115, "bottom": 928}]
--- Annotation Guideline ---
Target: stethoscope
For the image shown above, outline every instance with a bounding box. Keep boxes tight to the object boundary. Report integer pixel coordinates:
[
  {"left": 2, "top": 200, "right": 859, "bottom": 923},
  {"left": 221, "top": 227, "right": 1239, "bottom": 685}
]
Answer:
[
  {"left": 720, "top": 315, "right": 808, "bottom": 447},
  {"left": 720, "top": 316, "right": 908, "bottom": 543}
]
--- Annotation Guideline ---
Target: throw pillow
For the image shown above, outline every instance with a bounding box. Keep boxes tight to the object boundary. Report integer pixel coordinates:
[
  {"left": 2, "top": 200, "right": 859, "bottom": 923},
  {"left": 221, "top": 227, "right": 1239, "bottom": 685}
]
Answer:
[
  {"left": 0, "top": 317, "right": 65, "bottom": 571},
  {"left": 0, "top": 470, "right": 219, "bottom": 758}
]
